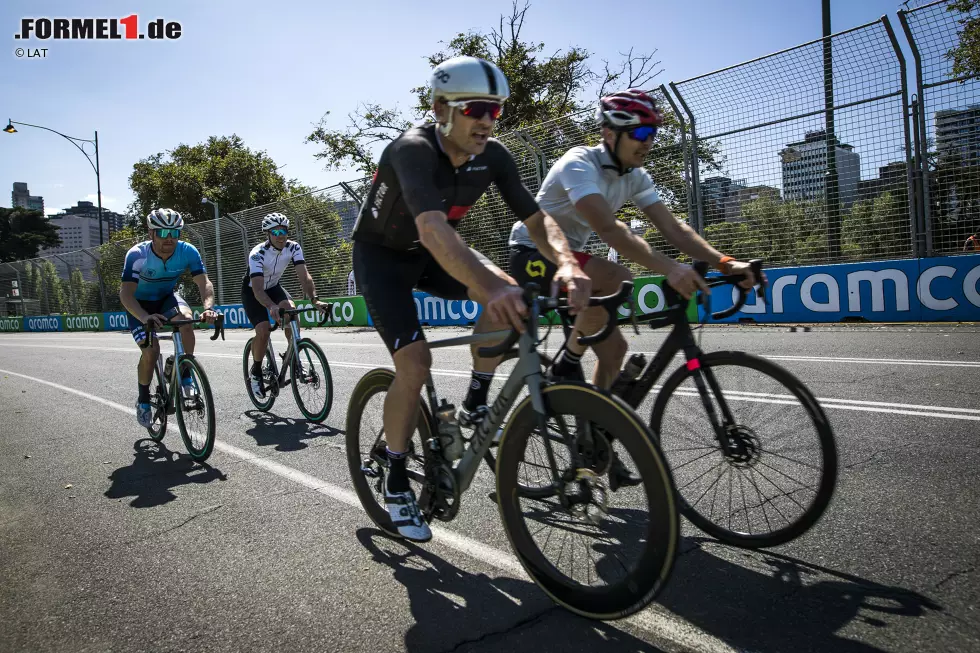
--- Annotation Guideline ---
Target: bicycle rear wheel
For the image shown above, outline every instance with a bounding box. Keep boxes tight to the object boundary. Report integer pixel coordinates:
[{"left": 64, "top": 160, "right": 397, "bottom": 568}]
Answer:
[
  {"left": 651, "top": 351, "right": 838, "bottom": 548},
  {"left": 175, "top": 356, "right": 217, "bottom": 462},
  {"left": 146, "top": 362, "right": 168, "bottom": 442},
  {"left": 242, "top": 337, "right": 277, "bottom": 412},
  {"left": 345, "top": 368, "right": 434, "bottom": 538},
  {"left": 496, "top": 382, "right": 678, "bottom": 620}
]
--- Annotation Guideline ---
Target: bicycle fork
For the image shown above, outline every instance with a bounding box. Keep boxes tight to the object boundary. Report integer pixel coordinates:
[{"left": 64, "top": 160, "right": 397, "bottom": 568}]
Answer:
[{"left": 682, "top": 347, "right": 750, "bottom": 460}]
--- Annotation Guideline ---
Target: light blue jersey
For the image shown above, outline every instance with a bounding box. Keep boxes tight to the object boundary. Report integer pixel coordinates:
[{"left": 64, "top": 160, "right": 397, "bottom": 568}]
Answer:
[{"left": 121, "top": 241, "right": 206, "bottom": 301}]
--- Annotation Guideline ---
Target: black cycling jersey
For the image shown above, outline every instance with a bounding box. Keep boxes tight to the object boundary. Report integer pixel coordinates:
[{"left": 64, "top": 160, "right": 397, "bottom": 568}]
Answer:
[{"left": 351, "top": 123, "right": 540, "bottom": 251}]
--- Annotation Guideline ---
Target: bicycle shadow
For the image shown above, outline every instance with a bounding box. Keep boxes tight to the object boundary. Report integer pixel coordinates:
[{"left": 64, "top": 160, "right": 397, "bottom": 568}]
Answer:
[
  {"left": 527, "top": 497, "right": 941, "bottom": 653},
  {"left": 241, "top": 409, "right": 342, "bottom": 452},
  {"left": 355, "top": 528, "right": 665, "bottom": 653},
  {"left": 104, "top": 438, "right": 227, "bottom": 508},
  {"left": 660, "top": 540, "right": 943, "bottom": 653}
]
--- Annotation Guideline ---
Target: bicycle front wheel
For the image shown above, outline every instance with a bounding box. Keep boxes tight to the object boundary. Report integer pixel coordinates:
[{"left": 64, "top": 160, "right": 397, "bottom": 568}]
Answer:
[
  {"left": 651, "top": 351, "right": 838, "bottom": 548},
  {"left": 175, "top": 355, "right": 217, "bottom": 462},
  {"left": 496, "top": 382, "right": 679, "bottom": 620},
  {"left": 290, "top": 338, "right": 333, "bottom": 423}
]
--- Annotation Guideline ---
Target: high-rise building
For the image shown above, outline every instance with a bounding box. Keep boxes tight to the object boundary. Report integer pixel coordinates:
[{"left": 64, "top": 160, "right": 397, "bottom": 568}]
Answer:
[
  {"left": 38, "top": 214, "right": 111, "bottom": 281},
  {"left": 935, "top": 105, "right": 980, "bottom": 163},
  {"left": 57, "top": 200, "right": 127, "bottom": 234},
  {"left": 780, "top": 130, "right": 861, "bottom": 210},
  {"left": 700, "top": 176, "right": 782, "bottom": 224},
  {"left": 11, "top": 182, "right": 44, "bottom": 214}
]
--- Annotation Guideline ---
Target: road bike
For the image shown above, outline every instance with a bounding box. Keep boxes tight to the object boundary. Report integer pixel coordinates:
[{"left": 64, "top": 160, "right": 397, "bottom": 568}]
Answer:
[
  {"left": 346, "top": 282, "right": 680, "bottom": 620},
  {"left": 143, "top": 314, "right": 225, "bottom": 462},
  {"left": 540, "top": 260, "right": 838, "bottom": 548},
  {"left": 242, "top": 305, "right": 333, "bottom": 423}
]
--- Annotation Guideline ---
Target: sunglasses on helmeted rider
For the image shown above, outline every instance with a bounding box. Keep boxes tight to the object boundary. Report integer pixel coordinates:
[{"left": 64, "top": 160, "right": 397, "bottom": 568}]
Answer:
[
  {"left": 269, "top": 227, "right": 288, "bottom": 237},
  {"left": 447, "top": 99, "right": 504, "bottom": 121},
  {"left": 625, "top": 125, "right": 658, "bottom": 142},
  {"left": 154, "top": 228, "right": 181, "bottom": 239}
]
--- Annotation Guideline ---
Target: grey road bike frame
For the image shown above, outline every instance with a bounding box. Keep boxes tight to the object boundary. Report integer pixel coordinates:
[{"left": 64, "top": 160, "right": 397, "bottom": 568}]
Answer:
[{"left": 421, "top": 306, "right": 549, "bottom": 496}]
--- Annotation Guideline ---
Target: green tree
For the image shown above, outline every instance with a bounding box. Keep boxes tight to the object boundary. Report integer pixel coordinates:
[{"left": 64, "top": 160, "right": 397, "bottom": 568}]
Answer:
[
  {"left": 128, "top": 135, "right": 290, "bottom": 222},
  {"left": 305, "top": 1, "right": 663, "bottom": 176},
  {"left": 96, "top": 226, "right": 140, "bottom": 312},
  {"left": 843, "top": 192, "right": 913, "bottom": 260},
  {"left": 0, "top": 207, "right": 62, "bottom": 262},
  {"left": 946, "top": 0, "right": 980, "bottom": 79}
]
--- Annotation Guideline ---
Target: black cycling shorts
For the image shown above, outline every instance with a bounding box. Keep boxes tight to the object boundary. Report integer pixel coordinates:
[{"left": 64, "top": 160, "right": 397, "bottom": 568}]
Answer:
[
  {"left": 126, "top": 294, "right": 190, "bottom": 344},
  {"left": 241, "top": 276, "right": 291, "bottom": 327},
  {"left": 353, "top": 240, "right": 470, "bottom": 354},
  {"left": 509, "top": 245, "right": 593, "bottom": 290}
]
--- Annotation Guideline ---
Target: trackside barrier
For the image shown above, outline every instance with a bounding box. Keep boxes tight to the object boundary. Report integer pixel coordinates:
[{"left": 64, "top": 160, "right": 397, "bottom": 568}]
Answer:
[
  {"left": 1, "top": 256, "right": 975, "bottom": 331},
  {"left": 704, "top": 254, "right": 980, "bottom": 322}
]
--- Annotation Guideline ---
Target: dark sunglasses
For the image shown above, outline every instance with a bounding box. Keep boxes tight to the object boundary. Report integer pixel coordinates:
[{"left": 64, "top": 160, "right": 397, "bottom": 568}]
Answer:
[
  {"left": 450, "top": 100, "right": 504, "bottom": 121},
  {"left": 155, "top": 228, "right": 181, "bottom": 239},
  {"left": 626, "top": 125, "right": 658, "bottom": 142},
  {"left": 269, "top": 227, "right": 288, "bottom": 237}
]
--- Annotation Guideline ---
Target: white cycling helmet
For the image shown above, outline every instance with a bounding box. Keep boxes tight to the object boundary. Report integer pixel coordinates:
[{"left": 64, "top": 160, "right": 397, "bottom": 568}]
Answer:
[
  {"left": 429, "top": 56, "right": 510, "bottom": 136},
  {"left": 147, "top": 208, "right": 184, "bottom": 230},
  {"left": 261, "top": 212, "right": 290, "bottom": 231}
]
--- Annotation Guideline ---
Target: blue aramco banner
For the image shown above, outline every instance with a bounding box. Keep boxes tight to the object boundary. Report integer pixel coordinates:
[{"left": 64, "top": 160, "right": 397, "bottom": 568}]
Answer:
[{"left": 703, "top": 254, "right": 980, "bottom": 323}]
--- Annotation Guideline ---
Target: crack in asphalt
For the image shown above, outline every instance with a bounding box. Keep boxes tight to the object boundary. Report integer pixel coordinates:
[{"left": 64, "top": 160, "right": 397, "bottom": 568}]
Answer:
[
  {"left": 121, "top": 504, "right": 223, "bottom": 545},
  {"left": 843, "top": 442, "right": 918, "bottom": 471},
  {"left": 936, "top": 566, "right": 977, "bottom": 589},
  {"left": 440, "top": 605, "right": 562, "bottom": 653}
]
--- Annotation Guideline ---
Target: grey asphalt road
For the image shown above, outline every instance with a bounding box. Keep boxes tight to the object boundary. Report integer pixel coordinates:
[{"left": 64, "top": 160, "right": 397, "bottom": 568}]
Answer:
[{"left": 0, "top": 323, "right": 977, "bottom": 653}]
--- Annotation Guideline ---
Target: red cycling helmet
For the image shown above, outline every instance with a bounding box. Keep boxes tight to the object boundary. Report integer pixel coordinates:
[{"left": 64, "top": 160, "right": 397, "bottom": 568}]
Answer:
[{"left": 596, "top": 89, "right": 664, "bottom": 129}]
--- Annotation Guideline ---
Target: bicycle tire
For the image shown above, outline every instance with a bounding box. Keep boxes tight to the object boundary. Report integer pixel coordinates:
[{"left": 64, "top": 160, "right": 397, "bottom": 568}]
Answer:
[
  {"left": 145, "top": 362, "right": 168, "bottom": 442},
  {"left": 175, "top": 355, "right": 217, "bottom": 462},
  {"left": 290, "top": 338, "right": 333, "bottom": 423},
  {"left": 650, "top": 350, "right": 838, "bottom": 548},
  {"left": 496, "top": 382, "right": 679, "bottom": 620},
  {"left": 345, "top": 368, "right": 435, "bottom": 539},
  {"left": 242, "top": 337, "right": 276, "bottom": 412}
]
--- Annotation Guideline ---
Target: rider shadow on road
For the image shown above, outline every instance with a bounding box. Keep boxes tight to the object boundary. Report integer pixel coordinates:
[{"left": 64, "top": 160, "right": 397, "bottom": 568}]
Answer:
[
  {"left": 242, "top": 409, "right": 342, "bottom": 452},
  {"left": 355, "top": 528, "right": 665, "bottom": 653},
  {"left": 104, "top": 438, "right": 227, "bottom": 509},
  {"left": 515, "top": 500, "right": 942, "bottom": 653},
  {"left": 661, "top": 536, "right": 943, "bottom": 653}
]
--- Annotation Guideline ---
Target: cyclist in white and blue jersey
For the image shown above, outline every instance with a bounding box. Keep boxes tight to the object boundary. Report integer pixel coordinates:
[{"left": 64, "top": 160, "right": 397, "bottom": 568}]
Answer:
[{"left": 119, "top": 208, "right": 219, "bottom": 427}]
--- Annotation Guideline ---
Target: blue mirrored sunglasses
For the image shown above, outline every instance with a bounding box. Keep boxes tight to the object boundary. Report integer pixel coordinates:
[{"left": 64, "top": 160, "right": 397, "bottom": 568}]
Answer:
[
  {"left": 269, "top": 227, "right": 288, "bottom": 237},
  {"left": 155, "top": 228, "right": 181, "bottom": 239},
  {"left": 627, "top": 125, "right": 658, "bottom": 142}
]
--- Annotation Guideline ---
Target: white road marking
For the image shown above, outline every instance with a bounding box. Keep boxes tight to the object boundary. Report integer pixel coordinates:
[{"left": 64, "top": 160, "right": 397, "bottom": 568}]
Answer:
[{"left": 0, "top": 366, "right": 737, "bottom": 652}]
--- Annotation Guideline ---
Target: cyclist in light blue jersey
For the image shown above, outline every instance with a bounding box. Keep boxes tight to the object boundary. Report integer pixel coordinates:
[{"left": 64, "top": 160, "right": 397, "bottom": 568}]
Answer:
[{"left": 119, "top": 208, "right": 218, "bottom": 427}]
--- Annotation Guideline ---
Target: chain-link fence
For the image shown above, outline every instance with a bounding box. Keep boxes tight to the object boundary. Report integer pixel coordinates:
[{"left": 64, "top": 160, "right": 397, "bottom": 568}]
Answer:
[
  {"left": 671, "top": 15, "right": 915, "bottom": 267},
  {"left": 4, "top": 0, "right": 978, "bottom": 318},
  {"left": 901, "top": 0, "right": 980, "bottom": 256}
]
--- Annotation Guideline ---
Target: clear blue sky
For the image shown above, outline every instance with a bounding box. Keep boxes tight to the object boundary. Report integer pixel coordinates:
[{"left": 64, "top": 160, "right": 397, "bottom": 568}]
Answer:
[{"left": 0, "top": 0, "right": 912, "bottom": 217}]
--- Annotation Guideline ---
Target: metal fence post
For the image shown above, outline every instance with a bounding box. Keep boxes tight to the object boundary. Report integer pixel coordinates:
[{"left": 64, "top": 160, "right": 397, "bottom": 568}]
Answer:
[
  {"left": 669, "top": 82, "right": 703, "bottom": 235},
  {"left": 660, "top": 83, "right": 695, "bottom": 222},
  {"left": 512, "top": 131, "right": 543, "bottom": 188},
  {"left": 899, "top": 9, "right": 933, "bottom": 256},
  {"left": 823, "top": 4, "right": 842, "bottom": 261},
  {"left": 882, "top": 14, "right": 922, "bottom": 259},
  {"left": 222, "top": 212, "right": 250, "bottom": 275},
  {"left": 80, "top": 249, "right": 107, "bottom": 312},
  {"left": 51, "top": 254, "right": 75, "bottom": 313},
  {"left": 3, "top": 263, "right": 26, "bottom": 316}
]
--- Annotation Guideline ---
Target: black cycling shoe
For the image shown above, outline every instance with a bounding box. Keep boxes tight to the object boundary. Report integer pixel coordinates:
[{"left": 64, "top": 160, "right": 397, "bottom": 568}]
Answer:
[
  {"left": 547, "top": 360, "right": 585, "bottom": 383},
  {"left": 608, "top": 452, "right": 642, "bottom": 492}
]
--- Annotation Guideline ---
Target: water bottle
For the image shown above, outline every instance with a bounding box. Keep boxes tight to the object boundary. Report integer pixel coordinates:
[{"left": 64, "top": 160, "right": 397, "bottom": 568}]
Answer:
[
  {"left": 435, "top": 399, "right": 465, "bottom": 461},
  {"left": 164, "top": 355, "right": 174, "bottom": 380},
  {"left": 610, "top": 353, "right": 647, "bottom": 397}
]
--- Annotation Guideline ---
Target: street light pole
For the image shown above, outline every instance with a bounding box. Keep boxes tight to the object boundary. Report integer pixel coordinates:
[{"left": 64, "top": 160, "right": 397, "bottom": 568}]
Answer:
[{"left": 4, "top": 119, "right": 106, "bottom": 245}]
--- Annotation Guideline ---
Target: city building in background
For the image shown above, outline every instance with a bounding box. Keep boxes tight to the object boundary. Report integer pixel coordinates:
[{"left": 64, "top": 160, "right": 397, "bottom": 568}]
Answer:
[
  {"left": 11, "top": 182, "right": 44, "bottom": 214},
  {"left": 780, "top": 130, "right": 861, "bottom": 210}
]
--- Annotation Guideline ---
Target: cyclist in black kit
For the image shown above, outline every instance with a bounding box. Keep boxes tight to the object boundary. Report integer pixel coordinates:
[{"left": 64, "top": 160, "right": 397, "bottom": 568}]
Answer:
[{"left": 352, "top": 55, "right": 591, "bottom": 542}]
